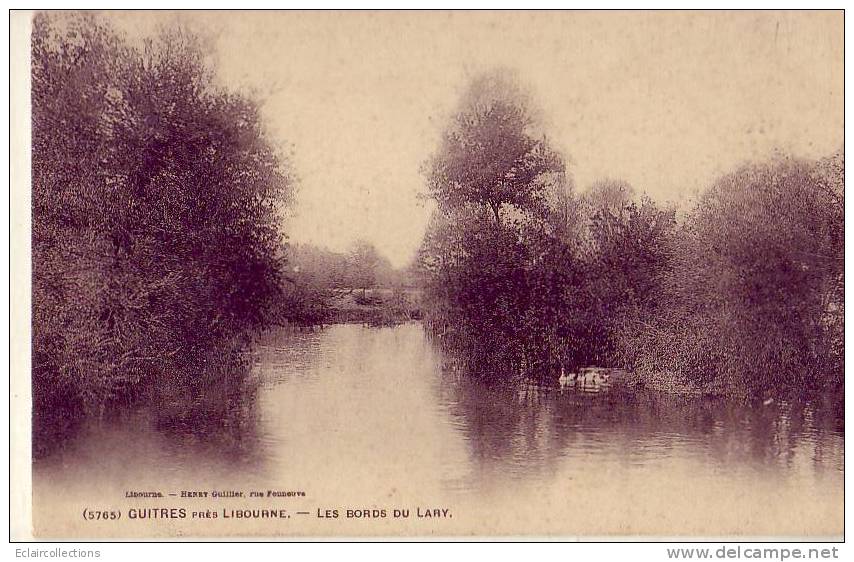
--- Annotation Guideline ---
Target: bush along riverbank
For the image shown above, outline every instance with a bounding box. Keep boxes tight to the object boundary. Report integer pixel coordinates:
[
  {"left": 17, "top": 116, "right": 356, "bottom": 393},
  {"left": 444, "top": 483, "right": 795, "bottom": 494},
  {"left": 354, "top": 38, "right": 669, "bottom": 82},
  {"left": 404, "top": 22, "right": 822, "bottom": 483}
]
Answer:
[
  {"left": 416, "top": 71, "right": 843, "bottom": 401},
  {"left": 31, "top": 14, "right": 293, "bottom": 457}
]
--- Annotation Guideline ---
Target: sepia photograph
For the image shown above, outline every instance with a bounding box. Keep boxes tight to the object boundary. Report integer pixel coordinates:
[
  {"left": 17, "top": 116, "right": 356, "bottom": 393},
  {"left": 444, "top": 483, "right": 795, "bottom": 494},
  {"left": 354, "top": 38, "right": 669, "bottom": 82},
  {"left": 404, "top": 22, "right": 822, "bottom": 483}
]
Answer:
[{"left": 10, "top": 8, "right": 844, "bottom": 540}]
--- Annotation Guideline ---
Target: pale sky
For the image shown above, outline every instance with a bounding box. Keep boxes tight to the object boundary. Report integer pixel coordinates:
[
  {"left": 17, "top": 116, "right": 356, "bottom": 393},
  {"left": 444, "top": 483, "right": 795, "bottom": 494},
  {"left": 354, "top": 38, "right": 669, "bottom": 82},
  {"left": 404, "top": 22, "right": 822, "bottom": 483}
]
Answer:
[{"left": 110, "top": 11, "right": 843, "bottom": 267}]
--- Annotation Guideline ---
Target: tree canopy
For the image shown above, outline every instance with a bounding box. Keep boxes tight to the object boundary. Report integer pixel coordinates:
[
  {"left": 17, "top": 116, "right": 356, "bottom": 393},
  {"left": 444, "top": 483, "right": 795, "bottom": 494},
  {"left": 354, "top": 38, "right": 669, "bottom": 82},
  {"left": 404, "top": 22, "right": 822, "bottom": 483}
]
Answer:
[{"left": 423, "top": 72, "right": 564, "bottom": 225}]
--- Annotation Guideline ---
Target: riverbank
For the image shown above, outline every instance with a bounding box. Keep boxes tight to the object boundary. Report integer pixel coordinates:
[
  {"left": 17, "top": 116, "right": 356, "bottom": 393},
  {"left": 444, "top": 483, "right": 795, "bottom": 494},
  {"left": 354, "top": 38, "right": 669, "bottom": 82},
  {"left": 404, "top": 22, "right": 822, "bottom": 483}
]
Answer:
[
  {"left": 620, "top": 369, "right": 712, "bottom": 397},
  {"left": 324, "top": 288, "right": 422, "bottom": 326}
]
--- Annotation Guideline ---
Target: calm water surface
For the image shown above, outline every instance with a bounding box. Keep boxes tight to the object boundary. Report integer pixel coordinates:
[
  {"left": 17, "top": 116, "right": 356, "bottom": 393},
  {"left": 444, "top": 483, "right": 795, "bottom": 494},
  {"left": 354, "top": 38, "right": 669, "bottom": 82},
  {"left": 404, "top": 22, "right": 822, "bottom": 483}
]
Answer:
[{"left": 34, "top": 323, "right": 843, "bottom": 537}]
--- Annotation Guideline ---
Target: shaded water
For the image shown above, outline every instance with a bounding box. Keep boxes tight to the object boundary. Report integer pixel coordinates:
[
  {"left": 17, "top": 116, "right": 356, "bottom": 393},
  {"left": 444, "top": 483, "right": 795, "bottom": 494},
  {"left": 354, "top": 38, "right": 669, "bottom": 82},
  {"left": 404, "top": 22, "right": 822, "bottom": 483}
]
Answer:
[{"left": 33, "top": 323, "right": 843, "bottom": 538}]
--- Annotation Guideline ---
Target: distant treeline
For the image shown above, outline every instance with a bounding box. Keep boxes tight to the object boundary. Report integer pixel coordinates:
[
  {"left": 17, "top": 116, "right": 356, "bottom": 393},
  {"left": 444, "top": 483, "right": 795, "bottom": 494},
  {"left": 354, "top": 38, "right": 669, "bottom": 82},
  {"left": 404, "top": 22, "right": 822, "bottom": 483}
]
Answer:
[
  {"left": 31, "top": 14, "right": 294, "bottom": 456},
  {"left": 288, "top": 241, "right": 417, "bottom": 291},
  {"left": 418, "top": 72, "right": 843, "bottom": 399},
  {"left": 282, "top": 241, "right": 420, "bottom": 326}
]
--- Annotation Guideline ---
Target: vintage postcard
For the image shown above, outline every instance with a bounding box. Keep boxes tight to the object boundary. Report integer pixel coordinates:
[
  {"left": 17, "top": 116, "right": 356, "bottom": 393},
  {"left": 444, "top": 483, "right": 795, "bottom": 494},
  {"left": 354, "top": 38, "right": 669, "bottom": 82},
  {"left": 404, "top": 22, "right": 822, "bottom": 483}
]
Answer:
[{"left": 10, "top": 9, "right": 843, "bottom": 540}]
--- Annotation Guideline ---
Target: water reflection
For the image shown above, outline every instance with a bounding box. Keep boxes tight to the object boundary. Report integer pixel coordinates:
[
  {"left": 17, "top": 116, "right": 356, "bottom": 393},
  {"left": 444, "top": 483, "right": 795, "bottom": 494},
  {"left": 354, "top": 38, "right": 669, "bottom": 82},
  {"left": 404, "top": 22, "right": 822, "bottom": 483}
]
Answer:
[
  {"left": 440, "top": 373, "right": 844, "bottom": 481},
  {"left": 32, "top": 323, "right": 843, "bottom": 537}
]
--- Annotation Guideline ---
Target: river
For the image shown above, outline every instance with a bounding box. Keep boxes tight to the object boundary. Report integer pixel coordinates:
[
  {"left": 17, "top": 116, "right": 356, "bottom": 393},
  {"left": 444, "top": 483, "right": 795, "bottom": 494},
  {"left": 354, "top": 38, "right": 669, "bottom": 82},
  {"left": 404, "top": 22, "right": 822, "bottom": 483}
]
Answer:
[{"left": 32, "top": 323, "right": 843, "bottom": 538}]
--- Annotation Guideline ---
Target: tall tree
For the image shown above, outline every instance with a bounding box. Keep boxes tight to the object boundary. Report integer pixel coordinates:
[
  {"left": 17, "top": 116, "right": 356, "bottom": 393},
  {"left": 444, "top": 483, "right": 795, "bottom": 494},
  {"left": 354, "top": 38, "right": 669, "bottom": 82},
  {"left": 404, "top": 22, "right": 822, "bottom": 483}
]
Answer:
[
  {"left": 423, "top": 71, "right": 564, "bottom": 226},
  {"left": 419, "top": 71, "right": 572, "bottom": 376}
]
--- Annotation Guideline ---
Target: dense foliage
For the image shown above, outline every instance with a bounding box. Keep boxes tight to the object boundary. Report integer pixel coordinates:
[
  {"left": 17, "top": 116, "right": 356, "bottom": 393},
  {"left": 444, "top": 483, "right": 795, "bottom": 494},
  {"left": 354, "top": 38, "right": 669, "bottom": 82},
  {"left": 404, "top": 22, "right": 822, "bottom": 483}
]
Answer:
[
  {"left": 623, "top": 155, "right": 844, "bottom": 397},
  {"left": 419, "top": 72, "right": 843, "bottom": 399},
  {"left": 31, "top": 13, "right": 292, "bottom": 456}
]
